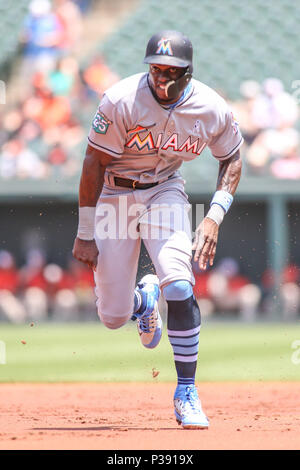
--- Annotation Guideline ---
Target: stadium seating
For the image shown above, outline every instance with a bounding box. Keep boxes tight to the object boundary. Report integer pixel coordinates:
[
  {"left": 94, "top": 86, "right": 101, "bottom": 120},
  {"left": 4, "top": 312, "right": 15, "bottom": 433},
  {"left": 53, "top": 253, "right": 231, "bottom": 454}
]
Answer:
[
  {"left": 0, "top": 0, "right": 299, "bottom": 188},
  {"left": 99, "top": 0, "right": 299, "bottom": 99},
  {"left": 0, "top": 1, "right": 29, "bottom": 69},
  {"left": 93, "top": 0, "right": 300, "bottom": 184}
]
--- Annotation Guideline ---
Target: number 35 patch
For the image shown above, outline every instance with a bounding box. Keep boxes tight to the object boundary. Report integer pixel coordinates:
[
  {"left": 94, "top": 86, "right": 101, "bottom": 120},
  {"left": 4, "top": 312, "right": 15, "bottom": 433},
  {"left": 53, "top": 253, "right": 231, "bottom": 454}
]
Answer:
[{"left": 92, "top": 110, "right": 112, "bottom": 134}]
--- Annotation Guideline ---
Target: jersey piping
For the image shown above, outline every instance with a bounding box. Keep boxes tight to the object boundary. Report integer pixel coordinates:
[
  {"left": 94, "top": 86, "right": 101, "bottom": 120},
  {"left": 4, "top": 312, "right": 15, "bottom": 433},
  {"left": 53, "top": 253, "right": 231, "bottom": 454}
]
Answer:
[
  {"left": 212, "top": 136, "right": 243, "bottom": 159},
  {"left": 87, "top": 137, "right": 123, "bottom": 156}
]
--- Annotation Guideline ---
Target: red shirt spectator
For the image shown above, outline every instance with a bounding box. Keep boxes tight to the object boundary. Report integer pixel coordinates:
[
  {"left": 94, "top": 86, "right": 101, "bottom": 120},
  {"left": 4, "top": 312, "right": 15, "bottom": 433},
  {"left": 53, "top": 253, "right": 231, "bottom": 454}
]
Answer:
[
  {"left": 48, "top": 144, "right": 68, "bottom": 165},
  {"left": 282, "top": 264, "right": 300, "bottom": 283},
  {"left": 68, "top": 259, "right": 95, "bottom": 289},
  {"left": 228, "top": 275, "right": 249, "bottom": 292},
  {"left": 0, "top": 250, "right": 20, "bottom": 293},
  {"left": 83, "top": 56, "right": 119, "bottom": 95},
  {"left": 193, "top": 272, "right": 210, "bottom": 298}
]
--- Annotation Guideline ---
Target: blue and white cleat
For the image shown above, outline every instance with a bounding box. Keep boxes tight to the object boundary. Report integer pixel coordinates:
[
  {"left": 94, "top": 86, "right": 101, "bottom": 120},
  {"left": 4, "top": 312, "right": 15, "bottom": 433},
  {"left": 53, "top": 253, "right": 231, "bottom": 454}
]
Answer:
[
  {"left": 134, "top": 274, "right": 162, "bottom": 349},
  {"left": 174, "top": 384, "right": 209, "bottom": 429}
]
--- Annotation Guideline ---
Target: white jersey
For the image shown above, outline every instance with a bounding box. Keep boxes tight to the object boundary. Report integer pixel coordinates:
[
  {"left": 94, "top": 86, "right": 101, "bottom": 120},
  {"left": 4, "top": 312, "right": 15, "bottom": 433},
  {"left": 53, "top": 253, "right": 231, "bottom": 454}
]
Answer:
[{"left": 88, "top": 73, "right": 243, "bottom": 183}]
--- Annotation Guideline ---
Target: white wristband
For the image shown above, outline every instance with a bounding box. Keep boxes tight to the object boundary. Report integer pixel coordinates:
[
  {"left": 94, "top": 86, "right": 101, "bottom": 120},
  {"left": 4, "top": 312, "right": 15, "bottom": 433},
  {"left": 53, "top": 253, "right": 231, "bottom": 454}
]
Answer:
[
  {"left": 77, "top": 207, "right": 96, "bottom": 240},
  {"left": 206, "top": 204, "right": 225, "bottom": 226},
  {"left": 210, "top": 190, "right": 233, "bottom": 213}
]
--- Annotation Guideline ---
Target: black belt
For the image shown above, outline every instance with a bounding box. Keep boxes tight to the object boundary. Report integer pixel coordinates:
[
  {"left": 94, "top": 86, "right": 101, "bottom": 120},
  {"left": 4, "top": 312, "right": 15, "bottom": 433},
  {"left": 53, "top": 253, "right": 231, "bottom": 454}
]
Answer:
[{"left": 114, "top": 176, "right": 159, "bottom": 190}]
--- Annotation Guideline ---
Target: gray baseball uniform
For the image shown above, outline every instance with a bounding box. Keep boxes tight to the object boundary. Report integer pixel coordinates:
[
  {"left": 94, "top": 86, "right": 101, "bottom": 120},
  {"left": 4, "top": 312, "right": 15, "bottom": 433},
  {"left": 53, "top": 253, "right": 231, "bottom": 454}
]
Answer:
[{"left": 88, "top": 72, "right": 243, "bottom": 326}]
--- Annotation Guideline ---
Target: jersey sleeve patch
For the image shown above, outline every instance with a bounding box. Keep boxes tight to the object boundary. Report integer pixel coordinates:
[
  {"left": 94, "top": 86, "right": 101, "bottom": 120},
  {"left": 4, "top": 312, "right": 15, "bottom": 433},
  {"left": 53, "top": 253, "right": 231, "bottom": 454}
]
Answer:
[{"left": 92, "top": 110, "right": 112, "bottom": 134}]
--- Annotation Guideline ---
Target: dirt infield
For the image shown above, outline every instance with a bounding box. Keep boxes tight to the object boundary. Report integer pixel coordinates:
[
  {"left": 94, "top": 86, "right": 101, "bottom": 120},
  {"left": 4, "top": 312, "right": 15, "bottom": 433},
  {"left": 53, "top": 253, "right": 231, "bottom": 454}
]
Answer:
[{"left": 0, "top": 382, "right": 299, "bottom": 450}]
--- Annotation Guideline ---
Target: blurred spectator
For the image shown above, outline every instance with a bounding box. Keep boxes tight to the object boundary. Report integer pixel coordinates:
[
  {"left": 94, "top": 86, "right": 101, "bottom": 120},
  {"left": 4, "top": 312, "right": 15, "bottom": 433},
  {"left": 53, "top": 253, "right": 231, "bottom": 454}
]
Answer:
[
  {"left": 18, "top": 119, "right": 43, "bottom": 147},
  {"left": 48, "top": 143, "right": 68, "bottom": 166},
  {"left": 0, "top": 251, "right": 20, "bottom": 294},
  {"left": 192, "top": 262, "right": 214, "bottom": 317},
  {"left": 280, "top": 283, "right": 300, "bottom": 320},
  {"left": 280, "top": 264, "right": 300, "bottom": 319},
  {"left": 282, "top": 264, "right": 300, "bottom": 284},
  {"left": 23, "top": 87, "right": 71, "bottom": 131},
  {"left": 0, "top": 250, "right": 27, "bottom": 323},
  {"left": 2, "top": 107, "right": 24, "bottom": 136},
  {"left": 67, "top": 258, "right": 96, "bottom": 320},
  {"left": 192, "top": 257, "right": 263, "bottom": 320},
  {"left": 270, "top": 139, "right": 300, "bottom": 179},
  {"left": 0, "top": 139, "right": 20, "bottom": 179},
  {"left": 19, "top": 248, "right": 49, "bottom": 321},
  {"left": 53, "top": 0, "right": 83, "bottom": 53},
  {"left": 73, "top": 0, "right": 93, "bottom": 14},
  {"left": 59, "top": 119, "right": 85, "bottom": 149},
  {"left": 205, "top": 257, "right": 261, "bottom": 321},
  {"left": 236, "top": 284, "right": 262, "bottom": 322},
  {"left": 22, "top": 0, "right": 65, "bottom": 76},
  {"left": 43, "top": 262, "right": 70, "bottom": 317},
  {"left": 23, "top": 286, "right": 49, "bottom": 322},
  {"left": 83, "top": 55, "right": 120, "bottom": 97},
  {"left": 231, "top": 80, "right": 262, "bottom": 145},
  {"left": 46, "top": 262, "right": 81, "bottom": 321},
  {"left": 246, "top": 126, "right": 300, "bottom": 176},
  {"left": 251, "top": 78, "right": 299, "bottom": 131},
  {"left": 47, "top": 56, "right": 79, "bottom": 96},
  {"left": 20, "top": 248, "right": 47, "bottom": 288},
  {"left": 232, "top": 77, "right": 300, "bottom": 177},
  {"left": 46, "top": 141, "right": 81, "bottom": 178},
  {"left": 261, "top": 264, "right": 300, "bottom": 319},
  {"left": 193, "top": 271, "right": 210, "bottom": 299},
  {"left": 0, "top": 138, "right": 48, "bottom": 179}
]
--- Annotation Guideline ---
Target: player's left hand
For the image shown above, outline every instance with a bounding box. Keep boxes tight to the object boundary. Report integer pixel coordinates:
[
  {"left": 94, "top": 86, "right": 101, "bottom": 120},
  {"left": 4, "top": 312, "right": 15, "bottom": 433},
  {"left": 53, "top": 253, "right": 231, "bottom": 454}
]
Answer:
[{"left": 192, "top": 217, "right": 219, "bottom": 270}]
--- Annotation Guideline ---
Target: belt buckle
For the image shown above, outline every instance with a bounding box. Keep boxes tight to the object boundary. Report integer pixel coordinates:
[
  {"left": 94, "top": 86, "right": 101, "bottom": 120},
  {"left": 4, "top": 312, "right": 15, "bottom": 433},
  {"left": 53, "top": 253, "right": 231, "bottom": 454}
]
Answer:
[{"left": 132, "top": 180, "right": 138, "bottom": 189}]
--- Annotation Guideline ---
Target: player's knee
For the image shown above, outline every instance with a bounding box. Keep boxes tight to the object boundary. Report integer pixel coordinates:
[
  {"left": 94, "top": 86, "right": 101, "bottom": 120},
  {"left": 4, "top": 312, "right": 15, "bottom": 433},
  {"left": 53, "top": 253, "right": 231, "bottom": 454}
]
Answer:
[
  {"left": 96, "top": 294, "right": 133, "bottom": 329},
  {"left": 162, "top": 280, "right": 193, "bottom": 301},
  {"left": 98, "top": 312, "right": 129, "bottom": 329}
]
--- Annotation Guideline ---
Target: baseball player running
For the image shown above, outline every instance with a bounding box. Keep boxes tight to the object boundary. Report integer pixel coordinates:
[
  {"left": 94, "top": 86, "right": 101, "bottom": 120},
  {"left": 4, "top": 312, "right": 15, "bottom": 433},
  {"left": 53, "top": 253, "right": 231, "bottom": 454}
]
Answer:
[{"left": 73, "top": 30, "right": 243, "bottom": 429}]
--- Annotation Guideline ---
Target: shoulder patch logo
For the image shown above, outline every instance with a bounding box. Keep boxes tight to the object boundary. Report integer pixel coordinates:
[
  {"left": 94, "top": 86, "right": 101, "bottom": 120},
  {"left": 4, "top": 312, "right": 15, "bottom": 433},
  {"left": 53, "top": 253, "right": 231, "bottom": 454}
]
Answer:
[
  {"left": 92, "top": 110, "right": 112, "bottom": 134},
  {"left": 156, "top": 38, "right": 173, "bottom": 56}
]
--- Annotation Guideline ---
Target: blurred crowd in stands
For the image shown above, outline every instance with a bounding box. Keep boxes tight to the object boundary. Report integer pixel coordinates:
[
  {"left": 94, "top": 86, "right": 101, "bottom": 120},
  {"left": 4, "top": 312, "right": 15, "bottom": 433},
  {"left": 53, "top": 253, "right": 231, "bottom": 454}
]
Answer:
[
  {"left": 0, "top": 248, "right": 96, "bottom": 323},
  {"left": 1, "top": 247, "right": 299, "bottom": 323},
  {"left": 230, "top": 78, "right": 300, "bottom": 178},
  {"left": 0, "top": 0, "right": 299, "bottom": 180},
  {"left": 192, "top": 258, "right": 300, "bottom": 322},
  {"left": 0, "top": 0, "right": 119, "bottom": 180}
]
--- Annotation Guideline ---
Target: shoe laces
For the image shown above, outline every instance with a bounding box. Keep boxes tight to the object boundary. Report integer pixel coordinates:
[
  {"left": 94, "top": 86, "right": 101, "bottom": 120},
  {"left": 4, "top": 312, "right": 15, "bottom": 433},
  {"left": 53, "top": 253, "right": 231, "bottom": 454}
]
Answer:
[
  {"left": 138, "top": 309, "right": 156, "bottom": 333},
  {"left": 182, "top": 386, "right": 202, "bottom": 414}
]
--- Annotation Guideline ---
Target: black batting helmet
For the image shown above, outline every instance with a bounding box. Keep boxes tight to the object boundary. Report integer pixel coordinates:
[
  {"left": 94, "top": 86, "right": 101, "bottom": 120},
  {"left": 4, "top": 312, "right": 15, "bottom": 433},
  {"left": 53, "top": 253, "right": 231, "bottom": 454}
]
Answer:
[{"left": 144, "top": 30, "right": 193, "bottom": 73}]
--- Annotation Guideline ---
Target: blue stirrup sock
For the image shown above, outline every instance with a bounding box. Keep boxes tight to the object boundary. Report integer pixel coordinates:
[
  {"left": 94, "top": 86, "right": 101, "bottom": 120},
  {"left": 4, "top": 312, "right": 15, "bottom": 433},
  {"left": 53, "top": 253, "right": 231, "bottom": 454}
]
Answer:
[{"left": 163, "top": 280, "right": 201, "bottom": 386}]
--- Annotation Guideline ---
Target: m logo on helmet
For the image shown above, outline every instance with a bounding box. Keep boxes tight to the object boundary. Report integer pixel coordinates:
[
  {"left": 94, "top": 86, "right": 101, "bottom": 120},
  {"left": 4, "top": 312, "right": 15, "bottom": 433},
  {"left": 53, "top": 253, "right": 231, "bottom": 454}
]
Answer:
[{"left": 156, "top": 38, "right": 173, "bottom": 56}]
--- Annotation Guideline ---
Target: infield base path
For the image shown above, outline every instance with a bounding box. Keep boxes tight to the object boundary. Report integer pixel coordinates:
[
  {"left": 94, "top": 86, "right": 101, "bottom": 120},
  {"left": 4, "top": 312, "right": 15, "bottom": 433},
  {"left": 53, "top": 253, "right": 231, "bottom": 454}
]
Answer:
[{"left": 0, "top": 382, "right": 299, "bottom": 450}]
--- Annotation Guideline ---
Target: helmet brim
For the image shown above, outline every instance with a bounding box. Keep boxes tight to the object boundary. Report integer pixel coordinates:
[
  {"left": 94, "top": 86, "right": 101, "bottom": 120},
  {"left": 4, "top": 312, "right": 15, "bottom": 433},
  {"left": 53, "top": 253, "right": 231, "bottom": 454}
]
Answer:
[{"left": 144, "top": 55, "right": 191, "bottom": 69}]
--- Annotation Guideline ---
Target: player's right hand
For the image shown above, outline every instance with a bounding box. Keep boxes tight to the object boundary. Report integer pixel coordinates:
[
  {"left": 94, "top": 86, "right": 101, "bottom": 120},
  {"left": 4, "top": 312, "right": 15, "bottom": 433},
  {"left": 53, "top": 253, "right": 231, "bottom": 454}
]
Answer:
[
  {"left": 72, "top": 237, "right": 99, "bottom": 271},
  {"left": 192, "top": 217, "right": 219, "bottom": 270}
]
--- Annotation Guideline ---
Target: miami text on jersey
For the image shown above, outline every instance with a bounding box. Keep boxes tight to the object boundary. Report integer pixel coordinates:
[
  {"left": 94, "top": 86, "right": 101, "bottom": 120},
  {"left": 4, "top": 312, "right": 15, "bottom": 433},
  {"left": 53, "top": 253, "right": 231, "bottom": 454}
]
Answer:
[{"left": 126, "top": 126, "right": 206, "bottom": 155}]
